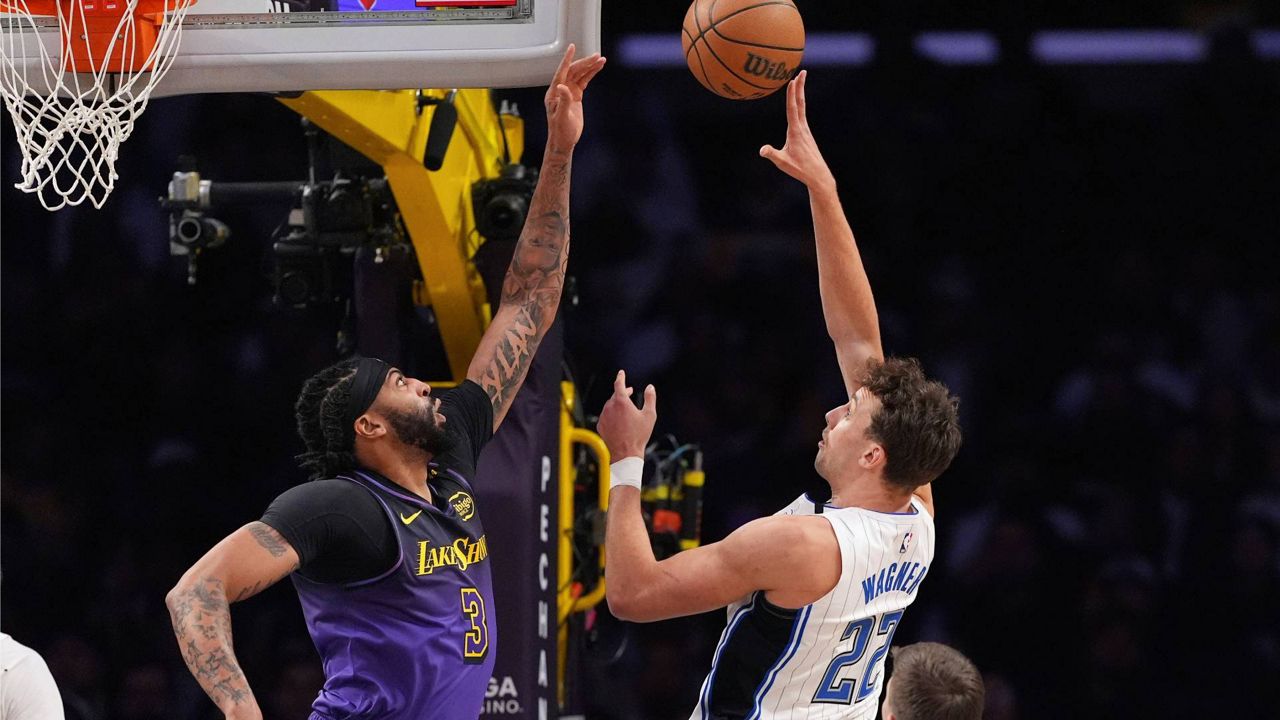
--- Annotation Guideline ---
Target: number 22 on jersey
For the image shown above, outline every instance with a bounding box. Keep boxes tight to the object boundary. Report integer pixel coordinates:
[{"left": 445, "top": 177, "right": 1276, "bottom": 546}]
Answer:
[{"left": 812, "top": 609, "right": 903, "bottom": 704}]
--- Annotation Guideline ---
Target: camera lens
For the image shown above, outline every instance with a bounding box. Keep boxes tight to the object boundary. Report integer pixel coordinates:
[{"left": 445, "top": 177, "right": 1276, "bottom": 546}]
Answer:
[
  {"left": 483, "top": 194, "right": 529, "bottom": 239},
  {"left": 472, "top": 165, "right": 538, "bottom": 242},
  {"left": 277, "top": 271, "right": 312, "bottom": 307},
  {"left": 177, "top": 217, "right": 203, "bottom": 244}
]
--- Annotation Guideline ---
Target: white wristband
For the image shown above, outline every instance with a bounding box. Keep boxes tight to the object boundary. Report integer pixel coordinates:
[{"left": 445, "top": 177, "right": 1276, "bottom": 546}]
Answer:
[{"left": 609, "top": 457, "right": 644, "bottom": 490}]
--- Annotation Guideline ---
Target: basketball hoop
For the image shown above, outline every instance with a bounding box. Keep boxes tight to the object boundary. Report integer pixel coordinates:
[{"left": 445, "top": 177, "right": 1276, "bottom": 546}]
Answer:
[{"left": 0, "top": 0, "right": 196, "bottom": 209}]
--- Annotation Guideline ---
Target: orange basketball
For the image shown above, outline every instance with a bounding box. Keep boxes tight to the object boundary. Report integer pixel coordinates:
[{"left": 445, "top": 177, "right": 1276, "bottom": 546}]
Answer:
[{"left": 681, "top": 0, "right": 805, "bottom": 100}]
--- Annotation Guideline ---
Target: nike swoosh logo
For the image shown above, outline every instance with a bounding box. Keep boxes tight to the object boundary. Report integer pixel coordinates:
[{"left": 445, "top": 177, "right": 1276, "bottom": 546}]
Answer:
[{"left": 400, "top": 510, "right": 423, "bottom": 525}]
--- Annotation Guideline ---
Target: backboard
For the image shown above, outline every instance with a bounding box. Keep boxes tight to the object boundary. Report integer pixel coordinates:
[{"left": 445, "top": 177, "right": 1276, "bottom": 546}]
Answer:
[{"left": 1, "top": 0, "right": 601, "bottom": 97}]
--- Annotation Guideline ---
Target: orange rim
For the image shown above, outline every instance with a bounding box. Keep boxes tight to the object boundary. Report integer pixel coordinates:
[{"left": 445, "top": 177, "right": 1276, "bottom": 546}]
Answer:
[
  {"left": 1, "top": 0, "right": 194, "bottom": 73},
  {"left": 0, "top": 0, "right": 180, "bottom": 15}
]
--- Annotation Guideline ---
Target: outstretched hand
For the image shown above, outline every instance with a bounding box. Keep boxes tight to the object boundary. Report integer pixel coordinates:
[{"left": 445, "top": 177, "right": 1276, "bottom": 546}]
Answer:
[
  {"left": 545, "top": 44, "right": 607, "bottom": 153},
  {"left": 758, "top": 71, "right": 836, "bottom": 193},
  {"left": 597, "top": 370, "right": 657, "bottom": 461}
]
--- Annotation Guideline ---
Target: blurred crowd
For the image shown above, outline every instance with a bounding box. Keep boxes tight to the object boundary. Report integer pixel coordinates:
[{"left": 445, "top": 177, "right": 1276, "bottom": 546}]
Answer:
[{"left": 3, "top": 7, "right": 1279, "bottom": 720}]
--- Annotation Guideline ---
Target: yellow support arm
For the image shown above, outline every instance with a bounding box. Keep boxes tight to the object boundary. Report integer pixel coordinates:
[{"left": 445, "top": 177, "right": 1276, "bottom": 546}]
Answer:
[
  {"left": 568, "top": 426, "right": 610, "bottom": 615},
  {"left": 279, "top": 89, "right": 524, "bottom": 381},
  {"left": 557, "top": 381, "right": 610, "bottom": 706}
]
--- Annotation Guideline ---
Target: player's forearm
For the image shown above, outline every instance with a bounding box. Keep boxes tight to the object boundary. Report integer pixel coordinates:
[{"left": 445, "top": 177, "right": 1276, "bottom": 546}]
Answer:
[
  {"left": 471, "top": 145, "right": 573, "bottom": 412},
  {"left": 604, "top": 486, "right": 662, "bottom": 622},
  {"left": 810, "top": 186, "right": 882, "bottom": 355},
  {"left": 165, "top": 577, "right": 259, "bottom": 715},
  {"left": 500, "top": 143, "right": 572, "bottom": 318}
]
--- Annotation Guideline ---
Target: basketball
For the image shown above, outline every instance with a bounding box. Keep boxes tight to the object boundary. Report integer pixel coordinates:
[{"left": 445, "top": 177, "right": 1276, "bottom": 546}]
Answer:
[{"left": 681, "top": 0, "right": 805, "bottom": 100}]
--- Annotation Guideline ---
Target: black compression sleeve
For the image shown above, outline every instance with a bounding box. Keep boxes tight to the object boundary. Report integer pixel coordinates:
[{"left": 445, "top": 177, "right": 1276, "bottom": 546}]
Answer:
[
  {"left": 260, "top": 479, "right": 397, "bottom": 584},
  {"left": 435, "top": 380, "right": 495, "bottom": 476}
]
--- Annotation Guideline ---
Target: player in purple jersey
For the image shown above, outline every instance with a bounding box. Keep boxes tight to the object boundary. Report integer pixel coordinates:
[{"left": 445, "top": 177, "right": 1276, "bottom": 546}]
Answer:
[{"left": 165, "top": 45, "right": 605, "bottom": 720}]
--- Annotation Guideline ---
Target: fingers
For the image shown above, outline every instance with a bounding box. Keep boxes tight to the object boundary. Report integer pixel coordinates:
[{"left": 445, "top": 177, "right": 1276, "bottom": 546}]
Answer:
[
  {"left": 759, "top": 144, "right": 782, "bottom": 165},
  {"left": 796, "top": 69, "right": 808, "bottom": 122},
  {"left": 552, "top": 43, "right": 576, "bottom": 86},
  {"left": 561, "top": 55, "right": 606, "bottom": 100},
  {"left": 643, "top": 384, "right": 657, "bottom": 415},
  {"left": 567, "top": 53, "right": 603, "bottom": 82},
  {"left": 576, "top": 56, "right": 607, "bottom": 90},
  {"left": 785, "top": 70, "right": 810, "bottom": 131},
  {"left": 612, "top": 369, "right": 634, "bottom": 398},
  {"left": 786, "top": 72, "right": 799, "bottom": 127},
  {"left": 610, "top": 369, "right": 648, "bottom": 411}
]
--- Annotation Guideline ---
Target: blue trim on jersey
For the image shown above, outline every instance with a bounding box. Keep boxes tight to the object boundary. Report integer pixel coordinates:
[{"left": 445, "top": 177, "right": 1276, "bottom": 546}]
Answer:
[
  {"left": 823, "top": 502, "right": 919, "bottom": 516},
  {"left": 698, "top": 595, "right": 760, "bottom": 720},
  {"left": 746, "top": 603, "right": 813, "bottom": 720},
  {"left": 805, "top": 492, "right": 921, "bottom": 516}
]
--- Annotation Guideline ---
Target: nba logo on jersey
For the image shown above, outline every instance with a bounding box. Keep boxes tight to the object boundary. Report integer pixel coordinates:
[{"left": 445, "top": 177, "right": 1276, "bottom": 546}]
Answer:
[{"left": 692, "top": 496, "right": 937, "bottom": 719}]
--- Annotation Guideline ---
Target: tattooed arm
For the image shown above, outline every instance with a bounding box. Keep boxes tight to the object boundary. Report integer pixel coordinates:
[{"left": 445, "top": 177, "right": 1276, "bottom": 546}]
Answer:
[
  {"left": 165, "top": 522, "right": 300, "bottom": 720},
  {"left": 468, "top": 44, "right": 605, "bottom": 430}
]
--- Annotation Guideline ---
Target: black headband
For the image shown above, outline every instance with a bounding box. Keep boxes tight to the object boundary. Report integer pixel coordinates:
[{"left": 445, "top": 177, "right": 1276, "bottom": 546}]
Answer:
[{"left": 345, "top": 357, "right": 391, "bottom": 432}]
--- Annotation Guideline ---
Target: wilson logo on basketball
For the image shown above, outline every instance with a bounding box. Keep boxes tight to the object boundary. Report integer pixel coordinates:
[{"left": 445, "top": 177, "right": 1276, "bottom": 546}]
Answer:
[{"left": 742, "top": 53, "right": 792, "bottom": 82}]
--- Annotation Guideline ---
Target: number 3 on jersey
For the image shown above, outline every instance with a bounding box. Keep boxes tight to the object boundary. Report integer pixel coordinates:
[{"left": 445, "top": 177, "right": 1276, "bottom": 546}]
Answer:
[
  {"left": 461, "top": 587, "right": 489, "bottom": 663},
  {"left": 812, "top": 609, "right": 903, "bottom": 704}
]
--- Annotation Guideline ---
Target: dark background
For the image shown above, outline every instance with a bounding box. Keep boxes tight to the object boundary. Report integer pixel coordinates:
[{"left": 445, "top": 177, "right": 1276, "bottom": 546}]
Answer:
[{"left": 3, "top": 2, "right": 1279, "bottom": 719}]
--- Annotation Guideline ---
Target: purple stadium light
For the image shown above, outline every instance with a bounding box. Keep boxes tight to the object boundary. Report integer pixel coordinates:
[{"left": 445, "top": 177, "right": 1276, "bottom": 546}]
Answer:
[
  {"left": 1254, "top": 29, "right": 1280, "bottom": 60},
  {"left": 617, "top": 32, "right": 874, "bottom": 69},
  {"left": 1031, "top": 30, "right": 1206, "bottom": 64},
  {"left": 913, "top": 32, "right": 1000, "bottom": 66},
  {"left": 617, "top": 28, "right": 1280, "bottom": 69}
]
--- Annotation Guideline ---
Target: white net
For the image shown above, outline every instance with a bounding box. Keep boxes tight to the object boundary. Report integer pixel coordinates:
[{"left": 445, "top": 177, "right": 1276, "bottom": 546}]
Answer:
[{"left": 0, "top": 0, "right": 194, "bottom": 209}]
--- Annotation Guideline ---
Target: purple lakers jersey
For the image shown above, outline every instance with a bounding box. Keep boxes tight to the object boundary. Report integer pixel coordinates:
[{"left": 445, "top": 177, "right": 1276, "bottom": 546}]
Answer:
[{"left": 294, "top": 468, "right": 495, "bottom": 719}]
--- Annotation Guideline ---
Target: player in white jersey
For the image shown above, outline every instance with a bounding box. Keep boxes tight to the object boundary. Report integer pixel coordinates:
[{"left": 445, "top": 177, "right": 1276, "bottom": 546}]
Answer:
[{"left": 598, "top": 70, "right": 963, "bottom": 720}]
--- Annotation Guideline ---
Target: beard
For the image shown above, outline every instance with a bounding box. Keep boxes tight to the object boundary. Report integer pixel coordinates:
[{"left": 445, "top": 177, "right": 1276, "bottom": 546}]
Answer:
[{"left": 386, "top": 404, "right": 454, "bottom": 457}]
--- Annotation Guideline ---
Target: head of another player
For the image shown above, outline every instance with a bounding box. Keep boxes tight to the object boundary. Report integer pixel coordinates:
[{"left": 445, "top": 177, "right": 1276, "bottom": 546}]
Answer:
[
  {"left": 294, "top": 357, "right": 451, "bottom": 480},
  {"left": 881, "top": 642, "right": 984, "bottom": 720},
  {"left": 815, "top": 357, "right": 961, "bottom": 493}
]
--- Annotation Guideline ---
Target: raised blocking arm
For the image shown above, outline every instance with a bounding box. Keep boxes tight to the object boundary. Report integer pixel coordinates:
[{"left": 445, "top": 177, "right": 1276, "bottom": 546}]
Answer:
[{"left": 467, "top": 45, "right": 605, "bottom": 430}]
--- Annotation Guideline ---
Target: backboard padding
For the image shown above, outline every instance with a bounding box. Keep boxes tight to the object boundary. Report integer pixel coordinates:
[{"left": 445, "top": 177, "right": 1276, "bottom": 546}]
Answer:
[{"left": 1, "top": 0, "right": 600, "bottom": 96}]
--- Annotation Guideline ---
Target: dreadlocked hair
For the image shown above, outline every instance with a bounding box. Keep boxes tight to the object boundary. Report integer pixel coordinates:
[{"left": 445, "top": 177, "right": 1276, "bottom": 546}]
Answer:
[{"left": 294, "top": 357, "right": 362, "bottom": 480}]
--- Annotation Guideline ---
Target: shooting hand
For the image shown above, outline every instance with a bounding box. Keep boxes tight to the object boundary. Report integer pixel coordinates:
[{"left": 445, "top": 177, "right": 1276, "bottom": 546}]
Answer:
[
  {"left": 758, "top": 71, "right": 836, "bottom": 193},
  {"left": 597, "top": 370, "right": 657, "bottom": 460},
  {"left": 545, "top": 44, "right": 607, "bottom": 154}
]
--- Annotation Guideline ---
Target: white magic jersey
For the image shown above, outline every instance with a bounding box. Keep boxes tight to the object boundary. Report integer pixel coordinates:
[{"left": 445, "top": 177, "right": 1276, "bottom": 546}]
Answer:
[{"left": 688, "top": 493, "right": 936, "bottom": 720}]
